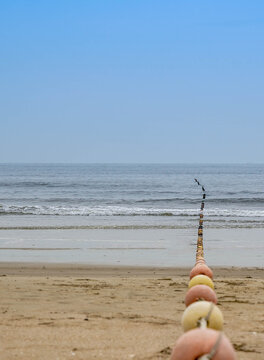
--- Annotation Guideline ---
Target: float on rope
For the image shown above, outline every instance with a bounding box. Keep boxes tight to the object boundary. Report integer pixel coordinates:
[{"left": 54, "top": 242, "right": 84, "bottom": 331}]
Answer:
[
  {"left": 170, "top": 328, "right": 237, "bottom": 360},
  {"left": 190, "top": 263, "right": 213, "bottom": 280},
  {"left": 188, "top": 274, "right": 214, "bottom": 290},
  {"left": 170, "top": 180, "right": 236, "bottom": 359},
  {"left": 185, "top": 284, "right": 217, "bottom": 307},
  {"left": 181, "top": 301, "right": 223, "bottom": 332}
]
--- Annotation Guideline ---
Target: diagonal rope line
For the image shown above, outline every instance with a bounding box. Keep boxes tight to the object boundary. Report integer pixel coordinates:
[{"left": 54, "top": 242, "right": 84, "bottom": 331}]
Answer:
[
  {"left": 197, "top": 332, "right": 223, "bottom": 360},
  {"left": 194, "top": 178, "right": 206, "bottom": 263},
  {"left": 197, "top": 302, "right": 215, "bottom": 329},
  {"left": 204, "top": 302, "right": 214, "bottom": 323}
]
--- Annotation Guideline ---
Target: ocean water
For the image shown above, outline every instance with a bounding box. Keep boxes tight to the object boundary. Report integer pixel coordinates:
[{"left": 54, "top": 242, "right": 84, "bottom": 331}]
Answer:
[
  {"left": 1, "top": 163, "right": 264, "bottom": 228},
  {"left": 0, "top": 164, "right": 263, "bottom": 266}
]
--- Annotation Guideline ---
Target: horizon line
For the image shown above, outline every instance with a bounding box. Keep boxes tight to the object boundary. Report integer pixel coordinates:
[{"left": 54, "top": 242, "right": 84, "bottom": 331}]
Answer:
[{"left": 0, "top": 162, "right": 264, "bottom": 165}]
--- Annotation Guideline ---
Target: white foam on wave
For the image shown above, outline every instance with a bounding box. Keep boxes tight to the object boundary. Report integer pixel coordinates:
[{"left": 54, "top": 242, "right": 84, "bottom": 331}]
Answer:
[{"left": 1, "top": 204, "right": 264, "bottom": 218}]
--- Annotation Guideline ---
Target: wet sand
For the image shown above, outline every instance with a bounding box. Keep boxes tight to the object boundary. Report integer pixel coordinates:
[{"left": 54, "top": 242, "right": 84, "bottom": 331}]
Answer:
[
  {"left": 1, "top": 228, "right": 264, "bottom": 267},
  {"left": 0, "top": 263, "right": 263, "bottom": 359}
]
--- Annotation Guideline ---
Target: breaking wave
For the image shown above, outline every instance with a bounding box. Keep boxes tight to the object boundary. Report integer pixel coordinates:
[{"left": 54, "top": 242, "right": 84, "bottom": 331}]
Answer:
[{"left": 1, "top": 204, "right": 264, "bottom": 217}]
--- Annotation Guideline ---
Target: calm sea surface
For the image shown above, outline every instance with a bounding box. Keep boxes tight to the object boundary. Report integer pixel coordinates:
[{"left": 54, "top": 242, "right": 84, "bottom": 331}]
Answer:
[{"left": 0, "top": 164, "right": 263, "bottom": 266}]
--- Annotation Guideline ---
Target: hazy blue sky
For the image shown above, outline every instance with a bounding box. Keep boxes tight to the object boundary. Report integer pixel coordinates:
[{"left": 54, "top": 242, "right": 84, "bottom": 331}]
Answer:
[{"left": 1, "top": 1, "right": 264, "bottom": 163}]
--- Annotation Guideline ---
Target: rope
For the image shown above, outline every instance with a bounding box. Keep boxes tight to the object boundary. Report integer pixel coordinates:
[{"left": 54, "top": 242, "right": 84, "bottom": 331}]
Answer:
[
  {"left": 204, "top": 302, "right": 214, "bottom": 323},
  {"left": 197, "top": 302, "right": 214, "bottom": 329},
  {"left": 197, "top": 332, "right": 223, "bottom": 360},
  {"left": 194, "top": 179, "right": 206, "bottom": 263}
]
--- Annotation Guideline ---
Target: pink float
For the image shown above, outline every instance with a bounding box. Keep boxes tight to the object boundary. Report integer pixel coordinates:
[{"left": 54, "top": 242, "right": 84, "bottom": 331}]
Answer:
[
  {"left": 190, "top": 263, "right": 213, "bottom": 280},
  {"left": 170, "top": 328, "right": 236, "bottom": 360},
  {"left": 185, "top": 284, "right": 217, "bottom": 307}
]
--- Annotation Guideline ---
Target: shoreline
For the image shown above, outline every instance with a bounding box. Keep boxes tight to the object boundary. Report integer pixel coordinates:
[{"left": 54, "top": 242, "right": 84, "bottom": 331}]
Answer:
[
  {"left": 0, "top": 262, "right": 263, "bottom": 278},
  {"left": 1, "top": 227, "right": 264, "bottom": 267}
]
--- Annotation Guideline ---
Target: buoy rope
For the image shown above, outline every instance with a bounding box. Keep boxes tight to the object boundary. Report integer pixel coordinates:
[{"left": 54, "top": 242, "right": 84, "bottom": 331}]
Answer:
[
  {"left": 197, "top": 302, "right": 214, "bottom": 329},
  {"left": 194, "top": 178, "right": 206, "bottom": 263},
  {"left": 197, "top": 332, "right": 223, "bottom": 360},
  {"left": 204, "top": 302, "right": 214, "bottom": 323},
  {"left": 171, "top": 180, "right": 236, "bottom": 359}
]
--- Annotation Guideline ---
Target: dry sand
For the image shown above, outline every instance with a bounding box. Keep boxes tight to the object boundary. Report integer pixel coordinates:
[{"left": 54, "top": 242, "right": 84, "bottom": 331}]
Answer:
[{"left": 0, "top": 263, "right": 263, "bottom": 359}]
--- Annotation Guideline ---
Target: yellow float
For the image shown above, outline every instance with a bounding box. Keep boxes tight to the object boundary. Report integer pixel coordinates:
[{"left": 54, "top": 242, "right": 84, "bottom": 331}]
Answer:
[
  {"left": 181, "top": 301, "right": 223, "bottom": 332},
  {"left": 188, "top": 274, "right": 214, "bottom": 289}
]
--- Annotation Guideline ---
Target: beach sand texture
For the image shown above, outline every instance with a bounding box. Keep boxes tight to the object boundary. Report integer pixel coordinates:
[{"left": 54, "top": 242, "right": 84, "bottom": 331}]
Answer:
[{"left": 0, "top": 264, "right": 263, "bottom": 359}]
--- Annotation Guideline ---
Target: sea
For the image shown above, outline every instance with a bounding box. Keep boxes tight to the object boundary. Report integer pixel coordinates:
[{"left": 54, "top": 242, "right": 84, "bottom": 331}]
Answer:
[{"left": 0, "top": 163, "right": 264, "bottom": 267}]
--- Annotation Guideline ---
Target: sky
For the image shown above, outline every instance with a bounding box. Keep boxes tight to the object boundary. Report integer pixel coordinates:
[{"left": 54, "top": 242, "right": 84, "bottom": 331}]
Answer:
[{"left": 1, "top": 1, "right": 264, "bottom": 163}]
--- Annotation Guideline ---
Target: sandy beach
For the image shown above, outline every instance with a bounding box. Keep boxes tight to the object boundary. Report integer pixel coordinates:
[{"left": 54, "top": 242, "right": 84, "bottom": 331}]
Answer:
[{"left": 0, "top": 263, "right": 263, "bottom": 359}]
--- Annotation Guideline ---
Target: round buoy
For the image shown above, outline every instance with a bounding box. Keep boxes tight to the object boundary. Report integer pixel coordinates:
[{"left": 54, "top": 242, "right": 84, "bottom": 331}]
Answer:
[
  {"left": 185, "top": 285, "right": 217, "bottom": 307},
  {"left": 190, "top": 263, "right": 213, "bottom": 279},
  {"left": 170, "top": 328, "right": 237, "bottom": 360},
  {"left": 181, "top": 301, "right": 223, "bottom": 332},
  {"left": 189, "top": 274, "right": 214, "bottom": 289}
]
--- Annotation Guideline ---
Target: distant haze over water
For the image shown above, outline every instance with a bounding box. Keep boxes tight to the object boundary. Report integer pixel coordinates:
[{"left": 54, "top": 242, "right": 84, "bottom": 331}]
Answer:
[{"left": 0, "top": 163, "right": 264, "bottom": 229}]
